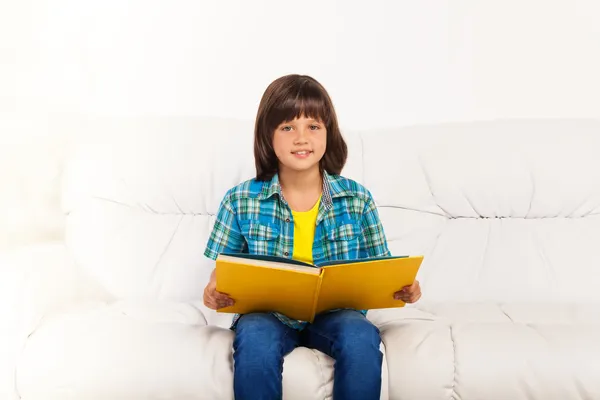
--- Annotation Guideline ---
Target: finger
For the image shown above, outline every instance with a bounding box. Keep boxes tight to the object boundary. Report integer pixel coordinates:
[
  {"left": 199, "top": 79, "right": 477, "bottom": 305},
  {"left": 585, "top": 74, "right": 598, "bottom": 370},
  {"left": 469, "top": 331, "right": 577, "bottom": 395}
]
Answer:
[
  {"left": 215, "top": 292, "right": 234, "bottom": 304},
  {"left": 204, "top": 283, "right": 218, "bottom": 305},
  {"left": 217, "top": 294, "right": 234, "bottom": 305},
  {"left": 204, "top": 288, "right": 229, "bottom": 310},
  {"left": 214, "top": 291, "right": 231, "bottom": 299},
  {"left": 405, "top": 281, "right": 420, "bottom": 292},
  {"left": 216, "top": 300, "right": 235, "bottom": 309},
  {"left": 395, "top": 286, "right": 421, "bottom": 301},
  {"left": 203, "top": 290, "right": 213, "bottom": 309},
  {"left": 204, "top": 297, "right": 217, "bottom": 310},
  {"left": 215, "top": 299, "right": 226, "bottom": 309},
  {"left": 207, "top": 296, "right": 227, "bottom": 310},
  {"left": 222, "top": 301, "right": 235, "bottom": 309},
  {"left": 204, "top": 293, "right": 219, "bottom": 310},
  {"left": 409, "top": 292, "right": 422, "bottom": 303},
  {"left": 395, "top": 292, "right": 414, "bottom": 301},
  {"left": 401, "top": 285, "right": 415, "bottom": 293},
  {"left": 394, "top": 294, "right": 410, "bottom": 302},
  {"left": 215, "top": 294, "right": 235, "bottom": 308}
]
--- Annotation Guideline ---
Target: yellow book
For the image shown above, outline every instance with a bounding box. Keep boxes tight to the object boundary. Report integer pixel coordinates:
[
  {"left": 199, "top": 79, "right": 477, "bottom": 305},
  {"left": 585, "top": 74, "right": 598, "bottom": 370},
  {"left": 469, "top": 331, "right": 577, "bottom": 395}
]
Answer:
[{"left": 215, "top": 253, "right": 424, "bottom": 323}]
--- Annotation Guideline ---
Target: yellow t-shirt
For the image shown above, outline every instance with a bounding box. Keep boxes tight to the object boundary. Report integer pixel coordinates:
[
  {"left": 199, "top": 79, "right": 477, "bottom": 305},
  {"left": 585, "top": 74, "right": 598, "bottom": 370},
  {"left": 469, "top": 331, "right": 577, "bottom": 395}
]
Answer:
[{"left": 291, "top": 195, "right": 321, "bottom": 264}]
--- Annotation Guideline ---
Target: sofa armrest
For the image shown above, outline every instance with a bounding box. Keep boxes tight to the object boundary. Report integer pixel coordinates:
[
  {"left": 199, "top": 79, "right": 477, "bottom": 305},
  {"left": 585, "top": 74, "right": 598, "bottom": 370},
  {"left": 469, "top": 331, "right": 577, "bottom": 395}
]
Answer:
[{"left": 0, "top": 241, "right": 111, "bottom": 399}]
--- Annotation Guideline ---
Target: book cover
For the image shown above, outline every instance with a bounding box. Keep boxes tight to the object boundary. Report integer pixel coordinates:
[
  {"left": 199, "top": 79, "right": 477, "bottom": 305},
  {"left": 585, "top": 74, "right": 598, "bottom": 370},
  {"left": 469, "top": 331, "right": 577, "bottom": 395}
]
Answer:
[{"left": 215, "top": 252, "right": 423, "bottom": 322}]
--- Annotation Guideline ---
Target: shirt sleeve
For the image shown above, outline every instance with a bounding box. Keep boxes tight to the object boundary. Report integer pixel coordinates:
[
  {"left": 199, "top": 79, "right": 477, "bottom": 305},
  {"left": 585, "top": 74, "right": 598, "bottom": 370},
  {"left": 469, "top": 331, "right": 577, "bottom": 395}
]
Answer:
[
  {"left": 203, "top": 192, "right": 246, "bottom": 260},
  {"left": 360, "top": 192, "right": 391, "bottom": 258}
]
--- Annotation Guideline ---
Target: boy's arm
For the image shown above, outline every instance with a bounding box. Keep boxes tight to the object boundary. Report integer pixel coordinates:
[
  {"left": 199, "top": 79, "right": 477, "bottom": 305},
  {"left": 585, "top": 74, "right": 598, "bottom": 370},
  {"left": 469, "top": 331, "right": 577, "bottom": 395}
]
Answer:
[
  {"left": 203, "top": 192, "right": 244, "bottom": 310},
  {"left": 360, "top": 193, "right": 391, "bottom": 258},
  {"left": 204, "top": 192, "right": 246, "bottom": 261}
]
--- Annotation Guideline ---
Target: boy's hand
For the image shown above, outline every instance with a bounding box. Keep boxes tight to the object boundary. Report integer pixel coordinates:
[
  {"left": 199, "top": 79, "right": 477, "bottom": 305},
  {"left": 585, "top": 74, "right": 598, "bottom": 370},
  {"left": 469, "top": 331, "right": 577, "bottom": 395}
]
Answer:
[
  {"left": 393, "top": 280, "right": 421, "bottom": 303},
  {"left": 203, "top": 268, "right": 235, "bottom": 310}
]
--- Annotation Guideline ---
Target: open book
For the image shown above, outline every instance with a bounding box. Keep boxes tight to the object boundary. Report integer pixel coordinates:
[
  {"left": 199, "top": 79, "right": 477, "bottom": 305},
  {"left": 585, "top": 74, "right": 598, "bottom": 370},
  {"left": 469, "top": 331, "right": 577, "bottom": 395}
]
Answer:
[{"left": 215, "top": 252, "right": 424, "bottom": 322}]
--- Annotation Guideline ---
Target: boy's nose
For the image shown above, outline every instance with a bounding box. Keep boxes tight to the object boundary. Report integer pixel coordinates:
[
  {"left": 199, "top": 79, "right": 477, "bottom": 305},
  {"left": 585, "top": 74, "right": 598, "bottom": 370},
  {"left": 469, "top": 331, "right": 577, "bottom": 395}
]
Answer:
[{"left": 295, "top": 128, "right": 309, "bottom": 142}]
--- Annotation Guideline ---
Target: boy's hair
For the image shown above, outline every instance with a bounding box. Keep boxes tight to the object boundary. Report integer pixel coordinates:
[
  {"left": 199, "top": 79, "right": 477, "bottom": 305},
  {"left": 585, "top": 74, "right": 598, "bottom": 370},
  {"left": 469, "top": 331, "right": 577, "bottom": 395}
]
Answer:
[{"left": 254, "top": 74, "right": 348, "bottom": 181}]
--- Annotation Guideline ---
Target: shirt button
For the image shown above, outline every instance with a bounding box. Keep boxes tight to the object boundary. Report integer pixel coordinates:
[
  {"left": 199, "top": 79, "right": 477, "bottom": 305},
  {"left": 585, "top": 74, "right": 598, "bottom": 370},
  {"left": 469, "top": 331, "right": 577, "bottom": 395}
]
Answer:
[
  {"left": 285, "top": 218, "right": 290, "bottom": 223},
  {"left": 284, "top": 252, "right": 289, "bottom": 256}
]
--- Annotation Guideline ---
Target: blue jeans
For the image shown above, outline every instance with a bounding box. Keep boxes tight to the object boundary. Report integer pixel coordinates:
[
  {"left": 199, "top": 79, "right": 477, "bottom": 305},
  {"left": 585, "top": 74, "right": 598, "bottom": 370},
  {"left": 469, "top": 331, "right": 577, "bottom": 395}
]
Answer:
[{"left": 232, "top": 309, "right": 383, "bottom": 400}]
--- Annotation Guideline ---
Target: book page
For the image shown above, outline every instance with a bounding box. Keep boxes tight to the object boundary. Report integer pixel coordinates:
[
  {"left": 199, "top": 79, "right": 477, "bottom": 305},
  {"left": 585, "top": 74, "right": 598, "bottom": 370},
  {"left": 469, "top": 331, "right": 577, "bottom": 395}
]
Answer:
[{"left": 217, "top": 254, "right": 320, "bottom": 275}]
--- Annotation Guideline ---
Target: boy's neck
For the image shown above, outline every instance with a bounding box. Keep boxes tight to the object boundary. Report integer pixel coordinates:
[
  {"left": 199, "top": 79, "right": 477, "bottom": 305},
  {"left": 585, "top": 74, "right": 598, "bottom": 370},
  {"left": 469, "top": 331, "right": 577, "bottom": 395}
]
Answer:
[{"left": 278, "top": 166, "right": 322, "bottom": 195}]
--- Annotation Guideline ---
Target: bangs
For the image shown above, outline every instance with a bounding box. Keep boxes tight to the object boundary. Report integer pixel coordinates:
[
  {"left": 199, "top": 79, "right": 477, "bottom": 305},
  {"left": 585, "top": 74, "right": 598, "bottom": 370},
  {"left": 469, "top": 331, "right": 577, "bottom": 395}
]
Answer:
[{"left": 269, "top": 81, "right": 332, "bottom": 128}]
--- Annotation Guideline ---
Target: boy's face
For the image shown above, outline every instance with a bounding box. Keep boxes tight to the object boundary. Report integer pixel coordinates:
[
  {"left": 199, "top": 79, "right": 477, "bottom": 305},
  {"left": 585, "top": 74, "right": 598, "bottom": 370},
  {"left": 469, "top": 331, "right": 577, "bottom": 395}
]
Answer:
[{"left": 272, "top": 115, "right": 327, "bottom": 175}]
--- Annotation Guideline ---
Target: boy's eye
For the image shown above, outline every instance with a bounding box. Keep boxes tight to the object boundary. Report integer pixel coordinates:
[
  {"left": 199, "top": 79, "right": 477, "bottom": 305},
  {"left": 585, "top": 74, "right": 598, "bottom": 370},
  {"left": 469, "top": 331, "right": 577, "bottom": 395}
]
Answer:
[
  {"left": 281, "top": 126, "right": 292, "bottom": 132},
  {"left": 310, "top": 125, "right": 320, "bottom": 130}
]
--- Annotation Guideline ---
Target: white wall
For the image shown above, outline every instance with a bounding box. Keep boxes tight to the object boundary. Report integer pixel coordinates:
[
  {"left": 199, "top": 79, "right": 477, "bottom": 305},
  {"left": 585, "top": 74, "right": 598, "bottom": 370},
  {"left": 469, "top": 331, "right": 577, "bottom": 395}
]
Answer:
[
  {"left": 4, "top": 0, "right": 600, "bottom": 127},
  {"left": 1, "top": 0, "right": 600, "bottom": 250}
]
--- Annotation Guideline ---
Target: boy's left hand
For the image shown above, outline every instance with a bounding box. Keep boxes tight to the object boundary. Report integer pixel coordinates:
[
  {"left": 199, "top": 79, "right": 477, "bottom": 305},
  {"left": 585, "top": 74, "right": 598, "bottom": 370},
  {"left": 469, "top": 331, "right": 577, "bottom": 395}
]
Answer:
[{"left": 393, "top": 280, "right": 421, "bottom": 303}]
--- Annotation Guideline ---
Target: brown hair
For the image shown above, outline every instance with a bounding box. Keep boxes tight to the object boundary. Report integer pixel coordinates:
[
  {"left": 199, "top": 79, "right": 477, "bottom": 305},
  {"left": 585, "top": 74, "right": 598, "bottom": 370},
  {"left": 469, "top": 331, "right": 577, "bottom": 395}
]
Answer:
[{"left": 253, "top": 74, "right": 348, "bottom": 181}]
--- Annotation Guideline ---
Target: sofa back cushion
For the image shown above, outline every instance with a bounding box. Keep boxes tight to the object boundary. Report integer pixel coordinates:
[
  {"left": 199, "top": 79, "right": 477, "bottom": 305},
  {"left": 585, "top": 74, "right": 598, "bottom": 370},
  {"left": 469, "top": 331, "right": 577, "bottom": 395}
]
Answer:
[
  {"left": 363, "top": 119, "right": 600, "bottom": 303},
  {"left": 62, "top": 116, "right": 363, "bottom": 303},
  {"left": 63, "top": 117, "right": 600, "bottom": 306}
]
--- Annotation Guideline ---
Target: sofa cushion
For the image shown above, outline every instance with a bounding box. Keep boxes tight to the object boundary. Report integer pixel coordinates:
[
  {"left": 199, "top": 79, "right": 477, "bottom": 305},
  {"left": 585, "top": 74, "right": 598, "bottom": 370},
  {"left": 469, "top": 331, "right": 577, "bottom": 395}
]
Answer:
[
  {"left": 373, "top": 302, "right": 600, "bottom": 400},
  {"left": 360, "top": 119, "right": 600, "bottom": 305},
  {"left": 17, "top": 300, "right": 390, "bottom": 400},
  {"left": 17, "top": 301, "right": 227, "bottom": 399},
  {"left": 61, "top": 117, "right": 364, "bottom": 306}
]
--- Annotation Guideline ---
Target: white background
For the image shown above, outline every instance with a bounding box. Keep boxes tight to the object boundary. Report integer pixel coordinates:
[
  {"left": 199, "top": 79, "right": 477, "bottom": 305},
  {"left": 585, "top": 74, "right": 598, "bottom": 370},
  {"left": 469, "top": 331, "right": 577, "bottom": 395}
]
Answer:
[
  {"left": 3, "top": 0, "right": 600, "bottom": 128},
  {"left": 1, "top": 0, "right": 600, "bottom": 249}
]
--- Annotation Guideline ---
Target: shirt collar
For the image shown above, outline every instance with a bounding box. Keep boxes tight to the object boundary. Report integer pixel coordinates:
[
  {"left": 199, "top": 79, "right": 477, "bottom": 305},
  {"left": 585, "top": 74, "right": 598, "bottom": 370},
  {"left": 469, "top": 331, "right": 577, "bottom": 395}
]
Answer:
[{"left": 258, "top": 170, "right": 351, "bottom": 205}]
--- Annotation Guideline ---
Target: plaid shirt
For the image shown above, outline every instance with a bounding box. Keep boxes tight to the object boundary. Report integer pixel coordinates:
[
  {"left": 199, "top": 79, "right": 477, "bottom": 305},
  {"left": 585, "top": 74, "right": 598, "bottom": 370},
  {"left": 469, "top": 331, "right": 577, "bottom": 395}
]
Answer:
[{"left": 204, "top": 170, "right": 391, "bottom": 330}]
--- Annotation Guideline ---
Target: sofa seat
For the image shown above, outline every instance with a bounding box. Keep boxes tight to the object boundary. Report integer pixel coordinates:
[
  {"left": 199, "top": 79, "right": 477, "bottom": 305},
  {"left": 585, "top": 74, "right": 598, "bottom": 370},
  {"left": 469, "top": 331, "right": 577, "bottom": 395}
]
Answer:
[
  {"left": 16, "top": 300, "right": 367, "bottom": 400},
  {"left": 16, "top": 300, "right": 600, "bottom": 400},
  {"left": 374, "top": 303, "right": 600, "bottom": 400}
]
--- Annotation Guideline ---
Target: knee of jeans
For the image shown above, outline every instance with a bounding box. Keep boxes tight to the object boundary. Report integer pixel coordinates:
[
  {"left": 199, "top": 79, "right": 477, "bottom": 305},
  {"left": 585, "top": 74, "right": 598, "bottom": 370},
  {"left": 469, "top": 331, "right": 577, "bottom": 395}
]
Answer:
[
  {"left": 234, "top": 313, "right": 282, "bottom": 351},
  {"left": 337, "top": 320, "right": 381, "bottom": 350}
]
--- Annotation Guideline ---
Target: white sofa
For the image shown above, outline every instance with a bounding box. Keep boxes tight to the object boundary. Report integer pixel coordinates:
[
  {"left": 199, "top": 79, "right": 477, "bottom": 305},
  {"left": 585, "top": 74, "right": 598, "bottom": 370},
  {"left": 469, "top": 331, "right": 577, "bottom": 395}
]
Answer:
[{"left": 2, "top": 117, "right": 600, "bottom": 400}]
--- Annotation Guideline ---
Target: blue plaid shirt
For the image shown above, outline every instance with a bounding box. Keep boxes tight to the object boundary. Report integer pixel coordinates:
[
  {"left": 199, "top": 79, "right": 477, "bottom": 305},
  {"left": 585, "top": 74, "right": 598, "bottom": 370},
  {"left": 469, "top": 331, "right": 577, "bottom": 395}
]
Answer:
[{"left": 204, "top": 170, "right": 391, "bottom": 330}]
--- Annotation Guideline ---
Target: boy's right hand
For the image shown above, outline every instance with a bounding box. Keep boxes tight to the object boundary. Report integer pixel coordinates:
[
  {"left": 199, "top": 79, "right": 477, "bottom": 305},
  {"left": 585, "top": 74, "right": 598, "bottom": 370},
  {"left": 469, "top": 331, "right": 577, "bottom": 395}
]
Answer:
[{"left": 203, "top": 268, "right": 235, "bottom": 310}]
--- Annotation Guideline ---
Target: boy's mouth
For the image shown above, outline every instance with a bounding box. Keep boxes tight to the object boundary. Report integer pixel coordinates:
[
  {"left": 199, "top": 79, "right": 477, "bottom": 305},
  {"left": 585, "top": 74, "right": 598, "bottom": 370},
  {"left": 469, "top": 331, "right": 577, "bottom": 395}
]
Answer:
[{"left": 291, "top": 150, "right": 313, "bottom": 158}]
